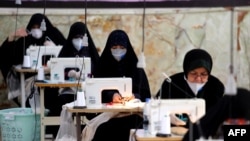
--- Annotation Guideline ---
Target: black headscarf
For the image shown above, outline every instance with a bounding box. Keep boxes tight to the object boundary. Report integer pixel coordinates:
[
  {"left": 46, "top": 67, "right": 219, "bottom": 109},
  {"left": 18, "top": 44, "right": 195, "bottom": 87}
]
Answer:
[
  {"left": 94, "top": 29, "right": 138, "bottom": 78},
  {"left": 25, "top": 13, "right": 66, "bottom": 46},
  {"left": 183, "top": 49, "right": 213, "bottom": 77},
  {"left": 26, "top": 13, "right": 53, "bottom": 32},
  {"left": 58, "top": 22, "right": 99, "bottom": 74}
]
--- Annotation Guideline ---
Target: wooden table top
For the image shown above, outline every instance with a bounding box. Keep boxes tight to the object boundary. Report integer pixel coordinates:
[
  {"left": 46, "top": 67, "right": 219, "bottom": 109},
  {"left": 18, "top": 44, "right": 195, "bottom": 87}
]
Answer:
[
  {"left": 66, "top": 103, "right": 144, "bottom": 113},
  {"left": 35, "top": 81, "right": 81, "bottom": 88}
]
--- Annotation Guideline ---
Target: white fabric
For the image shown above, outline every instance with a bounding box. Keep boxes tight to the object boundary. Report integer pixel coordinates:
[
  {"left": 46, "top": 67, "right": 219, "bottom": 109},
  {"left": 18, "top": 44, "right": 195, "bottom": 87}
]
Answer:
[
  {"left": 129, "top": 130, "right": 136, "bottom": 141},
  {"left": 81, "top": 112, "right": 119, "bottom": 141}
]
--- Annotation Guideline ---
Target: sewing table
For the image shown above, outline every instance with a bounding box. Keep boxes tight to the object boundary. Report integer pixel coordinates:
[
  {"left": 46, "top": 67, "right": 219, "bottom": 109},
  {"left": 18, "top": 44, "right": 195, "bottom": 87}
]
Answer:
[{"left": 66, "top": 104, "right": 143, "bottom": 141}]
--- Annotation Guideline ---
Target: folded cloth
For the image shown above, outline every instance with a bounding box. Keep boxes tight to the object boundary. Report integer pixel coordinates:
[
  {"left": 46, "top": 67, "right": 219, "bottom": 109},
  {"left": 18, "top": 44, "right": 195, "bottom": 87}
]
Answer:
[
  {"left": 81, "top": 112, "right": 119, "bottom": 141},
  {"left": 62, "top": 101, "right": 76, "bottom": 109},
  {"left": 128, "top": 129, "right": 137, "bottom": 141}
]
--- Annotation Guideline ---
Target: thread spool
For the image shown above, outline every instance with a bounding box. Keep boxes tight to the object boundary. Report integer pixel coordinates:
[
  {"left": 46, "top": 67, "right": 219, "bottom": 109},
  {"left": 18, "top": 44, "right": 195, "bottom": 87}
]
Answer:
[
  {"left": 22, "top": 55, "right": 31, "bottom": 68},
  {"left": 156, "top": 111, "right": 171, "bottom": 137},
  {"left": 74, "top": 91, "right": 86, "bottom": 109},
  {"left": 37, "top": 67, "right": 44, "bottom": 80}
]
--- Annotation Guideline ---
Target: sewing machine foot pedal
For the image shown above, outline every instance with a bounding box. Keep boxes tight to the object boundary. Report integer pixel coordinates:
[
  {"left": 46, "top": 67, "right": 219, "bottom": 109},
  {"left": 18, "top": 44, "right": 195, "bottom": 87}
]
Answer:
[
  {"left": 73, "top": 106, "right": 87, "bottom": 109},
  {"left": 156, "top": 133, "right": 171, "bottom": 137}
]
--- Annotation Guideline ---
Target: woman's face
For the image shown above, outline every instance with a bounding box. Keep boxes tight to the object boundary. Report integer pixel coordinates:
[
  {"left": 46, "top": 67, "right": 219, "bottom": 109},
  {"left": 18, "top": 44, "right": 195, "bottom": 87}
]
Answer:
[
  {"left": 31, "top": 24, "right": 40, "bottom": 29},
  {"left": 110, "top": 45, "right": 127, "bottom": 61},
  {"left": 187, "top": 67, "right": 208, "bottom": 83},
  {"left": 30, "top": 24, "right": 43, "bottom": 39}
]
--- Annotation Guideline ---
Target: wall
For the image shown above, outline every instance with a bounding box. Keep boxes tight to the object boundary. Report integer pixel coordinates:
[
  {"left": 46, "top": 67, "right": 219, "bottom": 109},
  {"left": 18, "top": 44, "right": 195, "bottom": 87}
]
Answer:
[{"left": 0, "top": 7, "right": 250, "bottom": 106}]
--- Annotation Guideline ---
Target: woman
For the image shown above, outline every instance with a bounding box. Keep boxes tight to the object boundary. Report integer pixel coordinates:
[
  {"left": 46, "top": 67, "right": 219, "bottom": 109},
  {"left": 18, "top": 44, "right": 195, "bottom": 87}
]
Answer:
[
  {"left": 58, "top": 21, "right": 99, "bottom": 74},
  {"left": 89, "top": 29, "right": 151, "bottom": 141},
  {"left": 156, "top": 49, "right": 225, "bottom": 112},
  {"left": 0, "top": 13, "right": 66, "bottom": 81},
  {"left": 57, "top": 21, "right": 100, "bottom": 107}
]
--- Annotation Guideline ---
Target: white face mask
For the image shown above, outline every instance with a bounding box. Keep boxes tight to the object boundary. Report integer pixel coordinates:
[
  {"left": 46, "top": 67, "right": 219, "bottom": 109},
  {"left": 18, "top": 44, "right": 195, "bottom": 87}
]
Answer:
[
  {"left": 186, "top": 80, "right": 206, "bottom": 96},
  {"left": 31, "top": 28, "right": 43, "bottom": 39},
  {"left": 72, "top": 38, "right": 83, "bottom": 51},
  {"left": 111, "top": 48, "right": 127, "bottom": 61}
]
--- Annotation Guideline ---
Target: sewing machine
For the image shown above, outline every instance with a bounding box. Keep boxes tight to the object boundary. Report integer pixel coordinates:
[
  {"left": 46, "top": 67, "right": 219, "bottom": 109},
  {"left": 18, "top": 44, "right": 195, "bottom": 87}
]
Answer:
[
  {"left": 147, "top": 98, "right": 205, "bottom": 135},
  {"left": 48, "top": 57, "right": 91, "bottom": 82},
  {"left": 83, "top": 77, "right": 133, "bottom": 108},
  {"left": 26, "top": 45, "right": 62, "bottom": 69}
]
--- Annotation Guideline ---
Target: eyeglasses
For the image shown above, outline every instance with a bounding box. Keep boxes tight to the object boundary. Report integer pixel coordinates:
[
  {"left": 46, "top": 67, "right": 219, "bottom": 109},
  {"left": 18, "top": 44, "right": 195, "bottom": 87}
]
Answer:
[{"left": 188, "top": 72, "right": 208, "bottom": 79}]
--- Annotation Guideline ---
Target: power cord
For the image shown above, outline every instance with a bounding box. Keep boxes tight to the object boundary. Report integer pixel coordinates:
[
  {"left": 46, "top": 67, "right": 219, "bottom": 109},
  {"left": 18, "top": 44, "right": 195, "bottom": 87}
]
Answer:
[{"left": 73, "top": 0, "right": 88, "bottom": 109}]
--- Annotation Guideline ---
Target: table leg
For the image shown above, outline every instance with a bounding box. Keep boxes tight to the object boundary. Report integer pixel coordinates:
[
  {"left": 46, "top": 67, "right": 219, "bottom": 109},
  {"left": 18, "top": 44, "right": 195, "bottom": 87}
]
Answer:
[
  {"left": 76, "top": 113, "right": 81, "bottom": 141},
  {"left": 40, "top": 88, "right": 45, "bottom": 141},
  {"left": 20, "top": 72, "right": 26, "bottom": 108}
]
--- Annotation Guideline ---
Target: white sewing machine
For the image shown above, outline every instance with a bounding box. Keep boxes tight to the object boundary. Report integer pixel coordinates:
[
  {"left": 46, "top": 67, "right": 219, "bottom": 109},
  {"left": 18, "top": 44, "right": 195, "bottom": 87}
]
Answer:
[
  {"left": 83, "top": 77, "right": 133, "bottom": 108},
  {"left": 26, "top": 45, "right": 62, "bottom": 69},
  {"left": 147, "top": 98, "right": 206, "bottom": 135},
  {"left": 48, "top": 57, "right": 91, "bottom": 83}
]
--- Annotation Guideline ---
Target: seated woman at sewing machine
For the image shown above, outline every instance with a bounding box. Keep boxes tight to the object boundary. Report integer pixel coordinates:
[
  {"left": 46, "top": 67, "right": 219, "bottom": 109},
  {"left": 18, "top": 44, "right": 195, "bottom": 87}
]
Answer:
[
  {"left": 82, "top": 29, "right": 151, "bottom": 141},
  {"left": 45, "top": 21, "right": 100, "bottom": 138},
  {"left": 155, "top": 48, "right": 225, "bottom": 112},
  {"left": 57, "top": 21, "right": 100, "bottom": 105}
]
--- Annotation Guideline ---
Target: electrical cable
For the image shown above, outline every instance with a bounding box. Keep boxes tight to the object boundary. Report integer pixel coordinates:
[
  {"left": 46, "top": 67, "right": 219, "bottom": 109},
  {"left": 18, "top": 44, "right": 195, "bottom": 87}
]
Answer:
[
  {"left": 30, "top": 0, "right": 47, "bottom": 140},
  {"left": 134, "top": 0, "right": 147, "bottom": 137},
  {"left": 84, "top": 0, "right": 87, "bottom": 34},
  {"left": 141, "top": 0, "right": 146, "bottom": 53},
  {"left": 230, "top": 7, "right": 234, "bottom": 75},
  {"left": 73, "top": 0, "right": 88, "bottom": 108},
  {"left": 14, "top": 2, "right": 21, "bottom": 57},
  {"left": 11, "top": 0, "right": 21, "bottom": 107}
]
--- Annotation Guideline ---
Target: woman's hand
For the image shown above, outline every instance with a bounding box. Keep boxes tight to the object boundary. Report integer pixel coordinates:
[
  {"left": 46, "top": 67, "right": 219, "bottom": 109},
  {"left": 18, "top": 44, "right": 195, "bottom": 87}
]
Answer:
[
  {"left": 112, "top": 93, "right": 123, "bottom": 103},
  {"left": 44, "top": 40, "right": 56, "bottom": 46},
  {"left": 8, "top": 28, "right": 28, "bottom": 42},
  {"left": 123, "top": 95, "right": 135, "bottom": 102}
]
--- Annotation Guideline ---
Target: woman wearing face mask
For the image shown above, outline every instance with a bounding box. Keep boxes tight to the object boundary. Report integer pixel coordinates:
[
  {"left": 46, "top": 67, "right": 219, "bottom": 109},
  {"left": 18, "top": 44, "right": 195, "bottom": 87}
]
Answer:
[
  {"left": 0, "top": 13, "right": 66, "bottom": 81},
  {"left": 58, "top": 22, "right": 99, "bottom": 73},
  {"left": 86, "top": 29, "right": 151, "bottom": 141},
  {"left": 156, "top": 48, "right": 225, "bottom": 113},
  {"left": 94, "top": 29, "right": 151, "bottom": 104},
  {"left": 57, "top": 22, "right": 99, "bottom": 106}
]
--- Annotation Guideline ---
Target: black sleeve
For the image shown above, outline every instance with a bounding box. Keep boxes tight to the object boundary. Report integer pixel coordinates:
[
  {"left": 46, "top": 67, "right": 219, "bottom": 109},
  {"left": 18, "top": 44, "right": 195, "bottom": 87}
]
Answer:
[
  {"left": 155, "top": 80, "right": 170, "bottom": 99},
  {"left": 0, "top": 38, "right": 23, "bottom": 81},
  {"left": 48, "top": 28, "right": 66, "bottom": 46},
  {"left": 133, "top": 68, "right": 151, "bottom": 102}
]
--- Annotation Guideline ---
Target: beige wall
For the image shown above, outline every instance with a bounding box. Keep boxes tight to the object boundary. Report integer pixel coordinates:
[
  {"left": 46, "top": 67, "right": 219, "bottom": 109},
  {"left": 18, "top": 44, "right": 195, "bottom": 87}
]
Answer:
[{"left": 1, "top": 7, "right": 250, "bottom": 106}]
